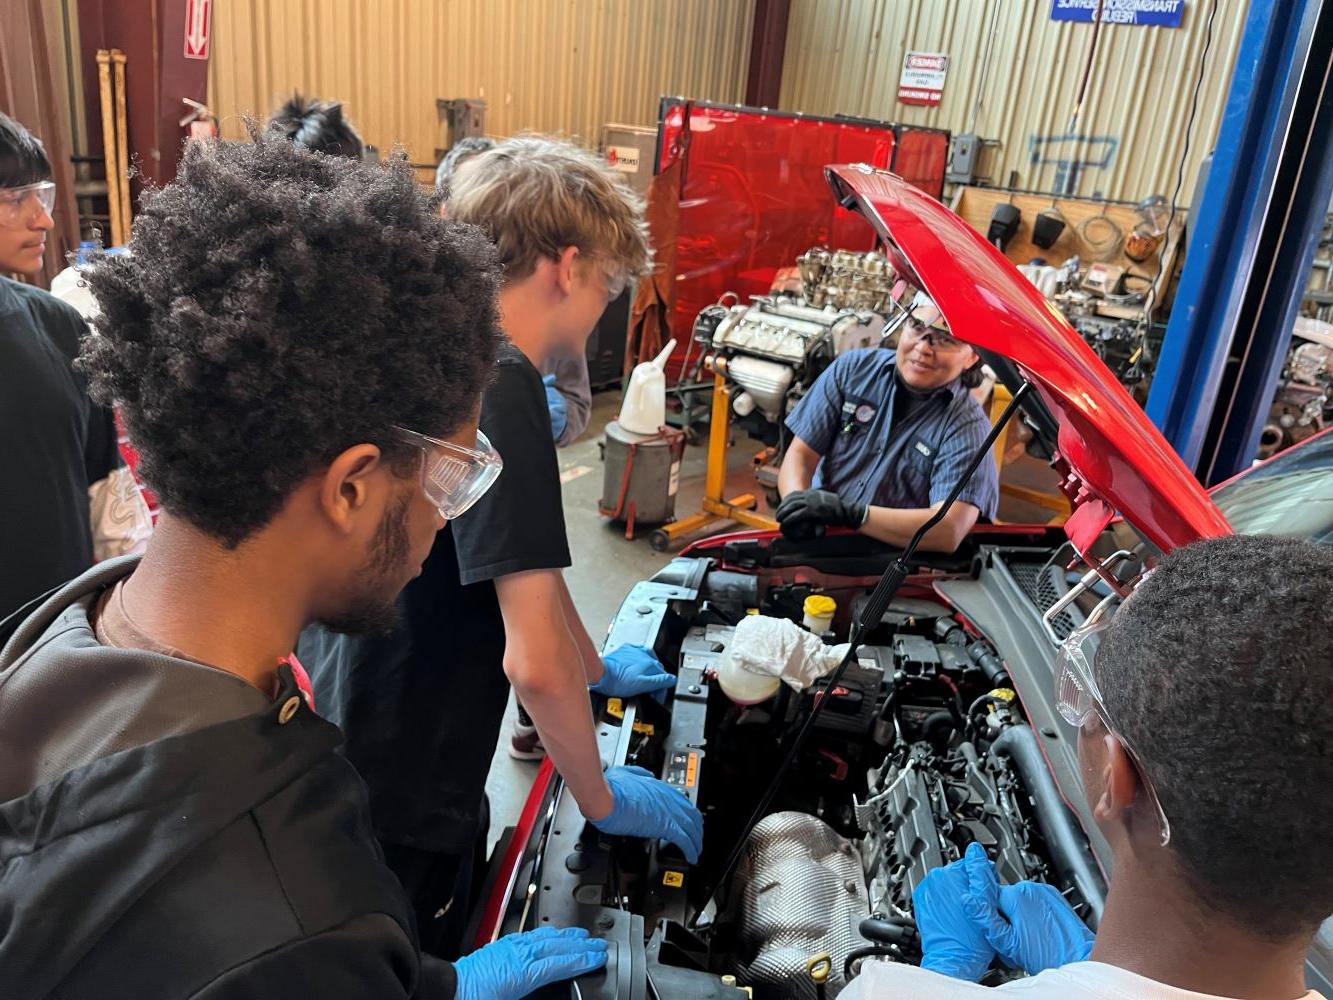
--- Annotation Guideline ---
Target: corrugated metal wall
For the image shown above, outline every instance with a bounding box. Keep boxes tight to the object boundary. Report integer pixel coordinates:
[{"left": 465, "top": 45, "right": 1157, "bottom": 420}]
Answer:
[
  {"left": 207, "top": 0, "right": 754, "bottom": 172},
  {"left": 780, "top": 0, "right": 1248, "bottom": 203}
]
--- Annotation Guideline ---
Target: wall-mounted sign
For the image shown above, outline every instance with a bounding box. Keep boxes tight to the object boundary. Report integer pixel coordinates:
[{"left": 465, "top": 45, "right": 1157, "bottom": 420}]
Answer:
[
  {"left": 1051, "top": 0, "right": 1186, "bottom": 27},
  {"left": 898, "top": 51, "right": 949, "bottom": 107},
  {"left": 184, "top": 0, "right": 211, "bottom": 59},
  {"left": 606, "top": 145, "right": 641, "bottom": 174}
]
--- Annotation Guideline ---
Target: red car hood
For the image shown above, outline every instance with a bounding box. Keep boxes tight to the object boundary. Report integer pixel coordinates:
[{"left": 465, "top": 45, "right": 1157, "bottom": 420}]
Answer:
[{"left": 825, "top": 165, "right": 1231, "bottom": 554}]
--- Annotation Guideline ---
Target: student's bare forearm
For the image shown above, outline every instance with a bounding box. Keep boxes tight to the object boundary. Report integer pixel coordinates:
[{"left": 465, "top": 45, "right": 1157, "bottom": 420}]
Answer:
[
  {"left": 497, "top": 573, "right": 614, "bottom": 819},
  {"left": 556, "top": 573, "right": 604, "bottom": 685},
  {"left": 513, "top": 647, "right": 613, "bottom": 819}
]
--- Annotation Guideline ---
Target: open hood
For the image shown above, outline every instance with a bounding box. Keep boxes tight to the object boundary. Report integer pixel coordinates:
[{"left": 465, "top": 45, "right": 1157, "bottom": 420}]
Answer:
[{"left": 825, "top": 164, "right": 1231, "bottom": 555}]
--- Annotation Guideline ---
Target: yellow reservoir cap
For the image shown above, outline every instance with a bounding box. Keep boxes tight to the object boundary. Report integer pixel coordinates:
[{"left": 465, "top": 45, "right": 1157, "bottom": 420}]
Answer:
[{"left": 803, "top": 595, "right": 837, "bottom": 618}]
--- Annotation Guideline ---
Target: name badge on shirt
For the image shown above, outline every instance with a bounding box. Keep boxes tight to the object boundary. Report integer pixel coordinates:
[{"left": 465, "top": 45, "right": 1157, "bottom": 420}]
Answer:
[{"left": 914, "top": 440, "right": 933, "bottom": 458}]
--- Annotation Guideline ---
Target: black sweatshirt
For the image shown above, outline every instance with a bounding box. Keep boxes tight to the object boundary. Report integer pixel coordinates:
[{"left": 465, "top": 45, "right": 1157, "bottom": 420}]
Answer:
[
  {"left": 0, "top": 558, "right": 457, "bottom": 999},
  {"left": 0, "top": 276, "right": 121, "bottom": 622}
]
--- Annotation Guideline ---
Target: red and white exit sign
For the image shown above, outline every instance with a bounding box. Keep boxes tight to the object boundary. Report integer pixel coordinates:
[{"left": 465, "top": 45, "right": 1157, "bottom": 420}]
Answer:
[
  {"left": 898, "top": 51, "right": 949, "bottom": 106},
  {"left": 184, "top": 0, "right": 211, "bottom": 60}
]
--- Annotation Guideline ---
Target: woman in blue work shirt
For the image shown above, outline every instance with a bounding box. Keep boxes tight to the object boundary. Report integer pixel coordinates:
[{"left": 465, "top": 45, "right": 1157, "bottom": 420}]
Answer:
[{"left": 776, "top": 291, "right": 998, "bottom": 552}]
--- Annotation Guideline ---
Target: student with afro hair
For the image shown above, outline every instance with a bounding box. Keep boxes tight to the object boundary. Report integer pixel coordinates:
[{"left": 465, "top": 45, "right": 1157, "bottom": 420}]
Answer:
[{"left": 0, "top": 133, "right": 606, "bottom": 1000}]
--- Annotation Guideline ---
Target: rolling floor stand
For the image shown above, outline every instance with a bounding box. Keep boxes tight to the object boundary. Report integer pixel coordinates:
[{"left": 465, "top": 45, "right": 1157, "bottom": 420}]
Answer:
[{"left": 651, "top": 369, "right": 778, "bottom": 551}]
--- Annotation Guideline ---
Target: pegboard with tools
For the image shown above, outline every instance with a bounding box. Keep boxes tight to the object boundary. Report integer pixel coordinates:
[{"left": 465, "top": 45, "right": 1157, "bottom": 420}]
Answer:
[
  {"left": 950, "top": 186, "right": 1187, "bottom": 393},
  {"left": 949, "top": 186, "right": 1186, "bottom": 304}
]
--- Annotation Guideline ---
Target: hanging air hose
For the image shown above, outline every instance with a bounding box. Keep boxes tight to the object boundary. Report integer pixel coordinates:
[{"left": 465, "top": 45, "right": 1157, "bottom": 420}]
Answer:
[{"left": 1077, "top": 212, "right": 1124, "bottom": 261}]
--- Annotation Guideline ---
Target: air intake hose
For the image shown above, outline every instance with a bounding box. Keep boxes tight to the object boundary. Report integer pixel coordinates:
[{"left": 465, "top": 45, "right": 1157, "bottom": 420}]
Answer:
[{"left": 992, "top": 724, "right": 1106, "bottom": 927}]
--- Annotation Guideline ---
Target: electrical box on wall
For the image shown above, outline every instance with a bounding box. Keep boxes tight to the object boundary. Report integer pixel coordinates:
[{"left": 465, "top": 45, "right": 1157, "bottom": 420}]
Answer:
[
  {"left": 436, "top": 98, "right": 488, "bottom": 151},
  {"left": 947, "top": 133, "right": 980, "bottom": 184}
]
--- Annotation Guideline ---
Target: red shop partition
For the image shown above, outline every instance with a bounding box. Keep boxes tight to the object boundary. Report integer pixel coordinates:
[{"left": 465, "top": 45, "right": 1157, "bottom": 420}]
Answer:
[
  {"left": 892, "top": 126, "right": 951, "bottom": 201},
  {"left": 649, "top": 99, "right": 948, "bottom": 382}
]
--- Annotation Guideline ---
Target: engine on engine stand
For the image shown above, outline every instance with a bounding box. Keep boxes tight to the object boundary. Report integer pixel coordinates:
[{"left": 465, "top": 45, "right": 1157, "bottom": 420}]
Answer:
[{"left": 690, "top": 246, "right": 912, "bottom": 505}]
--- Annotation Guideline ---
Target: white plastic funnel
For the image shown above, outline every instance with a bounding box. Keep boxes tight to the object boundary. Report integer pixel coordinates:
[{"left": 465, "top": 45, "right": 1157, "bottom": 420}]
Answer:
[{"left": 618, "top": 338, "right": 676, "bottom": 435}]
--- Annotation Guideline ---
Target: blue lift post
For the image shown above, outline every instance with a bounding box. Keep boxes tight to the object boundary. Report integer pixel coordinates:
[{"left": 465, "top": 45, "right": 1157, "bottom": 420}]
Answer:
[{"left": 1145, "top": 0, "right": 1333, "bottom": 484}]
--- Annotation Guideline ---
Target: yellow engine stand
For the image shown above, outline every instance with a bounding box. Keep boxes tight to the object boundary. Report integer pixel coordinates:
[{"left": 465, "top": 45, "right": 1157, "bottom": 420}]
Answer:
[
  {"left": 650, "top": 373, "right": 779, "bottom": 550},
  {"left": 990, "top": 383, "right": 1071, "bottom": 519}
]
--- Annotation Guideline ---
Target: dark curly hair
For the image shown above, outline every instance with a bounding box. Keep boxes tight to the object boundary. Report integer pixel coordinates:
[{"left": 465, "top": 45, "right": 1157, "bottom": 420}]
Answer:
[
  {"left": 266, "top": 93, "right": 363, "bottom": 159},
  {"left": 1096, "top": 534, "right": 1333, "bottom": 938},
  {"left": 80, "top": 133, "right": 501, "bottom": 546}
]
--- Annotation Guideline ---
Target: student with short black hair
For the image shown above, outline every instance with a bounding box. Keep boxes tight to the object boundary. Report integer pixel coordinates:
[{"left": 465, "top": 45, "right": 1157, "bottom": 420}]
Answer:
[
  {"left": 844, "top": 533, "right": 1333, "bottom": 1000},
  {"left": 0, "top": 132, "right": 606, "bottom": 1000},
  {"left": 0, "top": 111, "right": 130, "bottom": 623}
]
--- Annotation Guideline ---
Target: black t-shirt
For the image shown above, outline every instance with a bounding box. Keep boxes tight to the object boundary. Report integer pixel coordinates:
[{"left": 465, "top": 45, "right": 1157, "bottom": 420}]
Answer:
[
  {"left": 0, "top": 277, "right": 120, "bottom": 624},
  {"left": 890, "top": 369, "right": 940, "bottom": 428},
  {"left": 302, "top": 342, "right": 571, "bottom": 853}
]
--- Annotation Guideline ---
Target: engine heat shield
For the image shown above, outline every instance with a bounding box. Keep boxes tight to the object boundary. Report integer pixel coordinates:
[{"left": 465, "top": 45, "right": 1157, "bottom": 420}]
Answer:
[{"left": 733, "top": 812, "right": 871, "bottom": 998}]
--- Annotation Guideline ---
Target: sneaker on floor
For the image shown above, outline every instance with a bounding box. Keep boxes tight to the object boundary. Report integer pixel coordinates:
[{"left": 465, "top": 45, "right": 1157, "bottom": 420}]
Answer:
[{"left": 509, "top": 705, "right": 546, "bottom": 761}]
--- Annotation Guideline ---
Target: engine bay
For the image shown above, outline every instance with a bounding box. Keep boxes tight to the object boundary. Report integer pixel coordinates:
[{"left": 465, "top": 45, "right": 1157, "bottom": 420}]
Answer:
[{"left": 504, "top": 550, "right": 1108, "bottom": 999}]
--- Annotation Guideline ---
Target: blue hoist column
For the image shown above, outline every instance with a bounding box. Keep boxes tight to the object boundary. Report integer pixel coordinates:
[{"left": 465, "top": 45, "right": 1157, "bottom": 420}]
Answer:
[{"left": 1146, "top": 0, "right": 1333, "bottom": 484}]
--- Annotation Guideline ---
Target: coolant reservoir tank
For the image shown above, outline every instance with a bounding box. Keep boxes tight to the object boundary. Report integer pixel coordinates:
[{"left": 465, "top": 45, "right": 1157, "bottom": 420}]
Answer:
[
  {"left": 618, "top": 339, "right": 676, "bottom": 435},
  {"left": 717, "top": 645, "right": 783, "bottom": 705}
]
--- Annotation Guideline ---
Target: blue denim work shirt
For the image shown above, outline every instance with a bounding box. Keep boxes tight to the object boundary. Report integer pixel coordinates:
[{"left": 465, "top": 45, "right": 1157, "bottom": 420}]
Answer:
[{"left": 784, "top": 348, "right": 999, "bottom": 518}]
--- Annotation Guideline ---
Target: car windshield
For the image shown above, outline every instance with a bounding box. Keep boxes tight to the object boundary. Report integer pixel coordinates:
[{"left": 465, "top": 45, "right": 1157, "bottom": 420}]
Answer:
[{"left": 1212, "top": 431, "right": 1333, "bottom": 544}]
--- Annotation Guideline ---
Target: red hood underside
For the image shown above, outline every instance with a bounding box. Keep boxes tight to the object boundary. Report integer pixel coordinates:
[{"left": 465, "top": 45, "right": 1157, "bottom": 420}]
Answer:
[{"left": 824, "top": 165, "right": 1231, "bottom": 554}]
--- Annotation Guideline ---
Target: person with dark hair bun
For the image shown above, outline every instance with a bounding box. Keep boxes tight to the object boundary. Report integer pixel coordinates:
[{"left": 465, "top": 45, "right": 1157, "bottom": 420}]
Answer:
[
  {"left": 0, "top": 132, "right": 606, "bottom": 999},
  {"left": 267, "top": 92, "right": 364, "bottom": 158},
  {"left": 777, "top": 289, "right": 997, "bottom": 552}
]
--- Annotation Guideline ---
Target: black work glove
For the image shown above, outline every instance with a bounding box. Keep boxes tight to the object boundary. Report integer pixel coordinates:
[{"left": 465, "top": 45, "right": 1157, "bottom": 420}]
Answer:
[{"left": 775, "top": 489, "right": 867, "bottom": 540}]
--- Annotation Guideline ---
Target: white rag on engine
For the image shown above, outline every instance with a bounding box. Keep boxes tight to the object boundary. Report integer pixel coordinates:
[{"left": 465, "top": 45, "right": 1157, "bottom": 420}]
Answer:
[{"left": 722, "top": 614, "right": 850, "bottom": 693}]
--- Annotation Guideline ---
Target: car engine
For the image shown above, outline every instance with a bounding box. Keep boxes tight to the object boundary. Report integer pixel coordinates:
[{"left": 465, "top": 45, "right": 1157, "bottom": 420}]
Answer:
[
  {"left": 514, "top": 558, "right": 1106, "bottom": 999},
  {"left": 693, "top": 246, "right": 903, "bottom": 425},
  {"left": 691, "top": 589, "right": 1100, "bottom": 997},
  {"left": 1260, "top": 317, "right": 1332, "bottom": 458},
  {"left": 688, "top": 246, "right": 908, "bottom": 500}
]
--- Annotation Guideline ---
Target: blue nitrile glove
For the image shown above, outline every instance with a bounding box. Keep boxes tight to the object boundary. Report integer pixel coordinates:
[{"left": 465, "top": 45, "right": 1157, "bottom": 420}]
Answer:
[
  {"left": 543, "top": 373, "right": 568, "bottom": 442},
  {"left": 591, "top": 764, "right": 704, "bottom": 863},
  {"left": 590, "top": 644, "right": 676, "bottom": 703},
  {"left": 961, "top": 842, "right": 1094, "bottom": 974},
  {"left": 454, "top": 926, "right": 608, "bottom": 1000},
  {"left": 913, "top": 847, "right": 998, "bottom": 982}
]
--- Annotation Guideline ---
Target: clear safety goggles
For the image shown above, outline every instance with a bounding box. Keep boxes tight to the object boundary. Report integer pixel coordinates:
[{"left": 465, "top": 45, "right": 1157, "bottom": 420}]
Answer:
[
  {"left": 393, "top": 425, "right": 503, "bottom": 520},
  {"left": 902, "top": 315, "right": 967, "bottom": 352},
  {"left": 1055, "top": 611, "right": 1172, "bottom": 847},
  {"left": 0, "top": 181, "right": 56, "bottom": 227},
  {"left": 594, "top": 262, "right": 630, "bottom": 301}
]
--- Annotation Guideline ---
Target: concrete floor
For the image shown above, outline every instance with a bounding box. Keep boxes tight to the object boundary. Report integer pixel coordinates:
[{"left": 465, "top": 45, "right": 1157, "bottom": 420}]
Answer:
[{"left": 483, "top": 388, "right": 761, "bottom": 847}]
